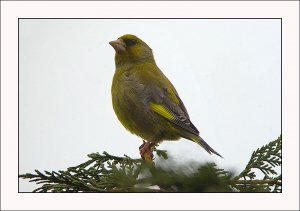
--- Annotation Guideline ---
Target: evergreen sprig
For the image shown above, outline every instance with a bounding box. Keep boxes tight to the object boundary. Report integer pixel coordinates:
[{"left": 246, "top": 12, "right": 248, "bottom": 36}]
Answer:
[
  {"left": 231, "top": 135, "right": 282, "bottom": 192},
  {"left": 19, "top": 135, "right": 282, "bottom": 192},
  {"left": 20, "top": 152, "right": 143, "bottom": 192}
]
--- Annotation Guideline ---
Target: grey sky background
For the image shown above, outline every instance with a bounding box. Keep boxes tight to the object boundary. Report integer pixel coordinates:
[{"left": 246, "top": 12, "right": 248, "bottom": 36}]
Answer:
[{"left": 19, "top": 19, "right": 281, "bottom": 192}]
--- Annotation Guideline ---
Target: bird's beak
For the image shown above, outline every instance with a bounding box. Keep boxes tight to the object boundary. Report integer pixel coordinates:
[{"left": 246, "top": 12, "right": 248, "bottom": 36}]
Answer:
[{"left": 109, "top": 39, "right": 126, "bottom": 53}]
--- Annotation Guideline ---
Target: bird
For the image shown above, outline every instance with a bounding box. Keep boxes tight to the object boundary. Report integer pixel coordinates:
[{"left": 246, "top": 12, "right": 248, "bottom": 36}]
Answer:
[{"left": 109, "top": 34, "right": 222, "bottom": 160}]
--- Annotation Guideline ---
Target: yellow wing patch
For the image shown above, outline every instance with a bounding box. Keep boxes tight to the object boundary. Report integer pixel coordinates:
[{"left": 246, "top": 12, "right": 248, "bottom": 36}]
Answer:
[{"left": 150, "top": 103, "right": 176, "bottom": 120}]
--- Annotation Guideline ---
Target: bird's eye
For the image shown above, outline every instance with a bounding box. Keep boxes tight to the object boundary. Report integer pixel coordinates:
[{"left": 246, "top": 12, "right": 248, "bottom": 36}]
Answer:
[{"left": 124, "top": 39, "right": 136, "bottom": 46}]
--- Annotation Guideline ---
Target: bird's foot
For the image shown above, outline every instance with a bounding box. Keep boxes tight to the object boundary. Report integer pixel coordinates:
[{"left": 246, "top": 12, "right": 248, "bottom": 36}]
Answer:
[{"left": 139, "top": 141, "right": 154, "bottom": 162}]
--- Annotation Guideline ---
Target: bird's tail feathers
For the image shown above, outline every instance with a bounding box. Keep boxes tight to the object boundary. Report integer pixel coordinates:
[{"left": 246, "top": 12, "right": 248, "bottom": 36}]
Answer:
[{"left": 191, "top": 136, "right": 223, "bottom": 158}]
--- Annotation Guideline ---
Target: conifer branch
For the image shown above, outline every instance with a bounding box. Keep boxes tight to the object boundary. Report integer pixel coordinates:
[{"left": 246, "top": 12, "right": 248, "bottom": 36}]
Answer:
[
  {"left": 19, "top": 135, "right": 282, "bottom": 192},
  {"left": 233, "top": 135, "right": 281, "bottom": 181}
]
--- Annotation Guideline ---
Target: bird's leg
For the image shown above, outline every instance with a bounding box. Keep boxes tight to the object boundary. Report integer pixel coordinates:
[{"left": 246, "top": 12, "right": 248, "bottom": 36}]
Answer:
[{"left": 139, "top": 140, "right": 154, "bottom": 162}]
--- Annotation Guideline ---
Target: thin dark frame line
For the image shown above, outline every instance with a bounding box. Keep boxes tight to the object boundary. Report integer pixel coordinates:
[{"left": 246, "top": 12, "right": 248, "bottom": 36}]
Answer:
[
  {"left": 18, "top": 18, "right": 20, "bottom": 194},
  {"left": 18, "top": 18, "right": 282, "bottom": 19},
  {"left": 280, "top": 18, "right": 282, "bottom": 193},
  {"left": 18, "top": 18, "right": 283, "bottom": 194}
]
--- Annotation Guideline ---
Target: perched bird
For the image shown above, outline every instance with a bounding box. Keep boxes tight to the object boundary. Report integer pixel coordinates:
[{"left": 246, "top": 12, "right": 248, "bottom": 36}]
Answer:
[{"left": 109, "top": 34, "right": 222, "bottom": 159}]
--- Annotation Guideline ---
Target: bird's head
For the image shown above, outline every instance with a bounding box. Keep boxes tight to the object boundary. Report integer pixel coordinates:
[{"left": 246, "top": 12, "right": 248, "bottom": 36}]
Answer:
[{"left": 109, "top": 34, "right": 155, "bottom": 66}]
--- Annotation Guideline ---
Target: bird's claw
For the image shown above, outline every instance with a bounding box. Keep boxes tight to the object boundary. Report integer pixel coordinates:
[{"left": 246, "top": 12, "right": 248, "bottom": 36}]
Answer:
[{"left": 139, "top": 141, "right": 154, "bottom": 162}]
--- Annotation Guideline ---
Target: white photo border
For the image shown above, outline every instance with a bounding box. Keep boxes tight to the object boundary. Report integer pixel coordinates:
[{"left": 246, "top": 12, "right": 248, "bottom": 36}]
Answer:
[{"left": 1, "top": 1, "right": 299, "bottom": 210}]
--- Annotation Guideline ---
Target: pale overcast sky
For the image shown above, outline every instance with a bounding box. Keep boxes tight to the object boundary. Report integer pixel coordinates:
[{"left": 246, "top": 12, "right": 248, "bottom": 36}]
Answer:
[{"left": 19, "top": 19, "right": 281, "bottom": 192}]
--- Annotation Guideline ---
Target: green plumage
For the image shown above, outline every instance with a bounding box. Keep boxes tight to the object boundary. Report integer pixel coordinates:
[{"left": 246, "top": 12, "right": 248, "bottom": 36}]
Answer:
[{"left": 110, "top": 34, "right": 222, "bottom": 157}]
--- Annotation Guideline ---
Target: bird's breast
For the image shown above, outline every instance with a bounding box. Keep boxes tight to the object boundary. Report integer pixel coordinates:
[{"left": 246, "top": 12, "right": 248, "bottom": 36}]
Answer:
[{"left": 111, "top": 72, "right": 151, "bottom": 135}]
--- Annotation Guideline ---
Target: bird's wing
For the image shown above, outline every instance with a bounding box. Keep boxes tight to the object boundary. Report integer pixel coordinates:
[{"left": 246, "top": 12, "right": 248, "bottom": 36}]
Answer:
[
  {"left": 130, "top": 65, "right": 199, "bottom": 137},
  {"left": 148, "top": 84, "right": 200, "bottom": 137}
]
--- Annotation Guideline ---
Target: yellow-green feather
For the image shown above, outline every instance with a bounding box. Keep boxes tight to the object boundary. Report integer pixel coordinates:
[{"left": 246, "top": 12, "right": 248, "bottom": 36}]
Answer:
[{"left": 149, "top": 103, "right": 176, "bottom": 120}]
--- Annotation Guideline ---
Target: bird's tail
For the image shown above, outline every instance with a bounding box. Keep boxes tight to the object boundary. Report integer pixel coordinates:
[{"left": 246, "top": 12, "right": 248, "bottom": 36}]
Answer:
[{"left": 191, "top": 136, "right": 223, "bottom": 158}]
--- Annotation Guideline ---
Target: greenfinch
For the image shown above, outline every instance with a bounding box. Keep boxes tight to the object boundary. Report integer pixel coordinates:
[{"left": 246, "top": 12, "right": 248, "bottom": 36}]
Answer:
[{"left": 109, "top": 34, "right": 222, "bottom": 158}]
